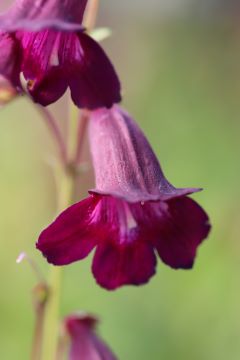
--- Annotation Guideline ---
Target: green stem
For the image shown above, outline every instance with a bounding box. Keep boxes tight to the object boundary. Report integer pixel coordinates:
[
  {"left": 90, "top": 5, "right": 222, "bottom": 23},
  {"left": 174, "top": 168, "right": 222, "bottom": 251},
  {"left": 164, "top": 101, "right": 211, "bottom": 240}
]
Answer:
[
  {"left": 31, "top": 284, "right": 48, "bottom": 360},
  {"left": 40, "top": 267, "right": 62, "bottom": 360},
  {"left": 36, "top": 105, "right": 68, "bottom": 165},
  {"left": 40, "top": 169, "right": 76, "bottom": 360}
]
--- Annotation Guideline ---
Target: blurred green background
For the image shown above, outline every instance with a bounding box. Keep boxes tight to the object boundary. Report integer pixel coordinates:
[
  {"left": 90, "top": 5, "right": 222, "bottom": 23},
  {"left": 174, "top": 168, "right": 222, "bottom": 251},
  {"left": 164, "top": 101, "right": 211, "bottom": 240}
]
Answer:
[{"left": 1, "top": 1, "right": 240, "bottom": 359}]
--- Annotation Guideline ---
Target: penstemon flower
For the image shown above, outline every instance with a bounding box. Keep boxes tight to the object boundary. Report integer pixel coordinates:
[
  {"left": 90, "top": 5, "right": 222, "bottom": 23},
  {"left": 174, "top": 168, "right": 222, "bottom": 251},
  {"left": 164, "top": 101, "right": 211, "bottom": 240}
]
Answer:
[
  {"left": 0, "top": 0, "right": 121, "bottom": 108},
  {"left": 37, "top": 106, "right": 210, "bottom": 290},
  {"left": 64, "top": 313, "right": 117, "bottom": 360}
]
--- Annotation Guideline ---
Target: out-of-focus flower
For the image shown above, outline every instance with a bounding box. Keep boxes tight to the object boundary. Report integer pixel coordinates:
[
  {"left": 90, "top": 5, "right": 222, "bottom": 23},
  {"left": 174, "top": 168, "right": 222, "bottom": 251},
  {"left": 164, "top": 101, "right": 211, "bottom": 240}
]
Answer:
[
  {"left": 64, "top": 313, "right": 117, "bottom": 360},
  {"left": 0, "top": 32, "right": 21, "bottom": 105},
  {"left": 37, "top": 106, "right": 210, "bottom": 290},
  {"left": 0, "top": 0, "right": 121, "bottom": 108}
]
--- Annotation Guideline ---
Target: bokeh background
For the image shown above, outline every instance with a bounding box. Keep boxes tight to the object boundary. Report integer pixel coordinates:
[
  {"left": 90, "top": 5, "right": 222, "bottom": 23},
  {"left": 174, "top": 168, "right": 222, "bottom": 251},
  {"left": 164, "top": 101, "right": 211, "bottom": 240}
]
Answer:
[{"left": 1, "top": 0, "right": 240, "bottom": 359}]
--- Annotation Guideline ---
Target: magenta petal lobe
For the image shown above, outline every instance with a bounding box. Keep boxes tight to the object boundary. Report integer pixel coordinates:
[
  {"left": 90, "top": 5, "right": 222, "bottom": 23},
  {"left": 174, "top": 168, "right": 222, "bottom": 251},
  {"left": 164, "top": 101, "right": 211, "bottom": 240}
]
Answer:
[
  {"left": 36, "top": 197, "right": 99, "bottom": 265},
  {"left": 153, "top": 197, "right": 210, "bottom": 269},
  {"left": 92, "top": 239, "right": 157, "bottom": 290},
  {"left": 19, "top": 30, "right": 121, "bottom": 108},
  {"left": 69, "top": 33, "right": 121, "bottom": 109},
  {"left": 19, "top": 29, "right": 68, "bottom": 105}
]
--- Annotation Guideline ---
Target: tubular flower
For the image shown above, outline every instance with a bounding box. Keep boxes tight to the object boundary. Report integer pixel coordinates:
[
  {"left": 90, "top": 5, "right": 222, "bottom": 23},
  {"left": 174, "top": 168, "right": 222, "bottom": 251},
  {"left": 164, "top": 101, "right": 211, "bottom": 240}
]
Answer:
[
  {"left": 0, "top": 0, "right": 121, "bottom": 108},
  {"left": 64, "top": 313, "right": 117, "bottom": 360},
  {"left": 37, "top": 106, "right": 210, "bottom": 290}
]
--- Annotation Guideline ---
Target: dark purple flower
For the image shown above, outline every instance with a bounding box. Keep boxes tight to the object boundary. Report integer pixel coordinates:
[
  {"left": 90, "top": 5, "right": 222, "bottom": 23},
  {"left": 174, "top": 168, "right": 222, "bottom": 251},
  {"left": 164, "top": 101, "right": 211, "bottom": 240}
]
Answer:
[
  {"left": 0, "top": 0, "right": 121, "bottom": 108},
  {"left": 37, "top": 106, "right": 210, "bottom": 290},
  {"left": 64, "top": 313, "right": 117, "bottom": 360}
]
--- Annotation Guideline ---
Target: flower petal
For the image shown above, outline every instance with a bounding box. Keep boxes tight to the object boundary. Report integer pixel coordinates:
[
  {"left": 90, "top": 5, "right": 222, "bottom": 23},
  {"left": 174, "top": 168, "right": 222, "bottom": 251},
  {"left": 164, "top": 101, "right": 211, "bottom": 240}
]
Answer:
[
  {"left": 19, "top": 29, "right": 68, "bottom": 104},
  {"left": 20, "top": 30, "right": 121, "bottom": 108},
  {"left": 68, "top": 32, "right": 121, "bottom": 109},
  {"left": 26, "top": 66, "right": 68, "bottom": 106},
  {"left": 92, "top": 238, "right": 157, "bottom": 290},
  {"left": 142, "top": 197, "right": 210, "bottom": 269},
  {"left": 36, "top": 197, "right": 99, "bottom": 265},
  {"left": 0, "top": 0, "right": 87, "bottom": 31},
  {"left": 89, "top": 106, "right": 199, "bottom": 203}
]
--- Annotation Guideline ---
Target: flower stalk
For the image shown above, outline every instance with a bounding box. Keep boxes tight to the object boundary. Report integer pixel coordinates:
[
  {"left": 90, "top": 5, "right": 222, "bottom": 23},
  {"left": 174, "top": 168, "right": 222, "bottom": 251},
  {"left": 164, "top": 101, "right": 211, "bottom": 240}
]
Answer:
[
  {"left": 40, "top": 267, "right": 62, "bottom": 360},
  {"left": 36, "top": 106, "right": 68, "bottom": 165},
  {"left": 40, "top": 161, "right": 79, "bottom": 360},
  {"left": 39, "top": 2, "right": 100, "bottom": 359},
  {"left": 31, "top": 283, "right": 49, "bottom": 360},
  {"left": 84, "top": 0, "right": 99, "bottom": 31}
]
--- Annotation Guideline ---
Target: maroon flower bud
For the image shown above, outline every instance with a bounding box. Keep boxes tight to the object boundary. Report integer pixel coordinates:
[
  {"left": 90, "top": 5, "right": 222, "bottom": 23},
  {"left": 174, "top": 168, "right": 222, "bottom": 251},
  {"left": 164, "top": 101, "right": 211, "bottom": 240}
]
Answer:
[
  {"left": 64, "top": 313, "right": 117, "bottom": 360},
  {"left": 0, "top": 0, "right": 121, "bottom": 108},
  {"left": 37, "top": 106, "right": 210, "bottom": 290}
]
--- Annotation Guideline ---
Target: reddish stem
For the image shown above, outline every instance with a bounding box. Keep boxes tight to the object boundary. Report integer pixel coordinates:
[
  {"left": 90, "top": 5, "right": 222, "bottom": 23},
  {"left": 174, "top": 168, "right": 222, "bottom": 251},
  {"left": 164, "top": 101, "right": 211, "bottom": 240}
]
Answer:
[{"left": 37, "top": 106, "right": 68, "bottom": 165}]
